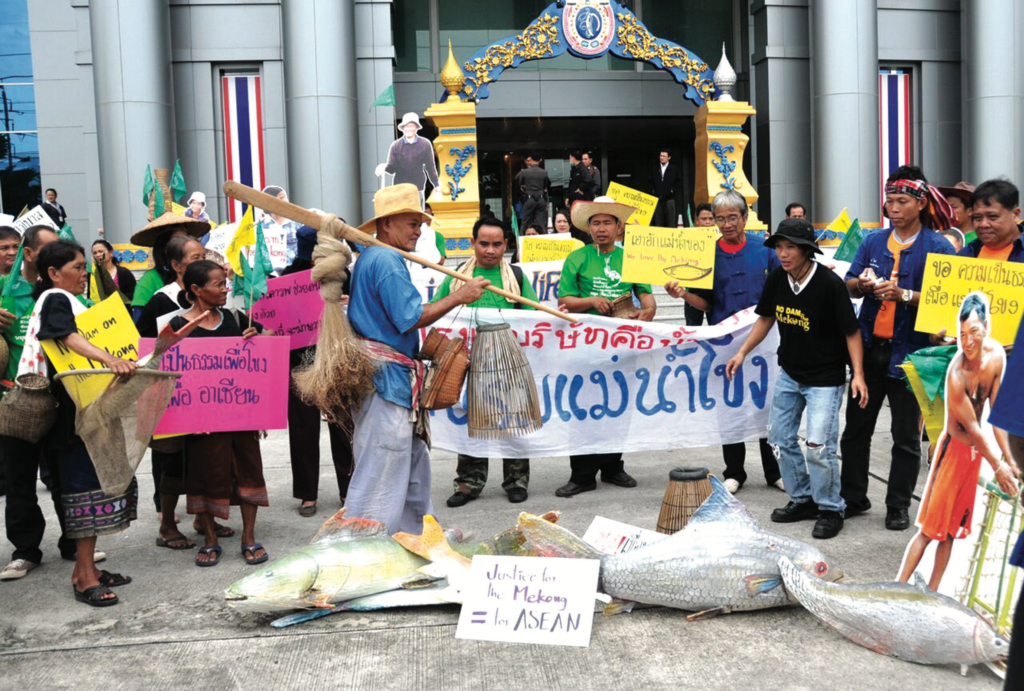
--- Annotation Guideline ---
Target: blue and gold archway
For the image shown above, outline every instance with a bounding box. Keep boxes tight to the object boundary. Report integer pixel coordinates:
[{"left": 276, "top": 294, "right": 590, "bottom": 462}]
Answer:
[{"left": 442, "top": 0, "right": 716, "bottom": 106}]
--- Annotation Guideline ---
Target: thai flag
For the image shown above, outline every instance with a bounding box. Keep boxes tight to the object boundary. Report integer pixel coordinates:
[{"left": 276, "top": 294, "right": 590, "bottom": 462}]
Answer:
[
  {"left": 222, "top": 75, "right": 266, "bottom": 222},
  {"left": 879, "top": 70, "right": 912, "bottom": 209}
]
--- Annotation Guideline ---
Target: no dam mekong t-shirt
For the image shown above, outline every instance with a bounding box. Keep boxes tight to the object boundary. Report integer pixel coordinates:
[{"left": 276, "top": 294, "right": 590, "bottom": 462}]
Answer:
[{"left": 755, "top": 264, "right": 860, "bottom": 387}]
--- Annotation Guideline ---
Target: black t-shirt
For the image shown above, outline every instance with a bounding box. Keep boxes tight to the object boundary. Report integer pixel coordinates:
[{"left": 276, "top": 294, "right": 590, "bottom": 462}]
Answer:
[
  {"left": 36, "top": 293, "right": 82, "bottom": 447},
  {"left": 136, "top": 289, "right": 190, "bottom": 338},
  {"left": 755, "top": 264, "right": 860, "bottom": 387},
  {"left": 169, "top": 308, "right": 261, "bottom": 338}
]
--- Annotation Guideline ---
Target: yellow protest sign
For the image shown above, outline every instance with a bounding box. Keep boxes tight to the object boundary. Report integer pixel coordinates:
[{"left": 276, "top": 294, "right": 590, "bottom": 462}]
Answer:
[
  {"left": 621, "top": 226, "right": 717, "bottom": 288},
  {"left": 41, "top": 296, "right": 140, "bottom": 407},
  {"left": 171, "top": 202, "right": 187, "bottom": 216},
  {"left": 520, "top": 235, "right": 583, "bottom": 263},
  {"left": 606, "top": 182, "right": 659, "bottom": 227},
  {"left": 915, "top": 254, "right": 1024, "bottom": 344}
]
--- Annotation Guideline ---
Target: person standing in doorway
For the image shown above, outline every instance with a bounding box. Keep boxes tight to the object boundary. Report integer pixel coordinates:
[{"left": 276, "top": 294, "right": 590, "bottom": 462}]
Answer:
[
  {"left": 516, "top": 155, "right": 550, "bottom": 232},
  {"left": 650, "top": 150, "right": 681, "bottom": 227},
  {"left": 566, "top": 151, "right": 595, "bottom": 245},
  {"left": 582, "top": 152, "right": 601, "bottom": 196}
]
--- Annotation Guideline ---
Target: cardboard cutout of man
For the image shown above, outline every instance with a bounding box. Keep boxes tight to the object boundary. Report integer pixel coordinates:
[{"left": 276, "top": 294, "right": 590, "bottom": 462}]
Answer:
[{"left": 377, "top": 113, "right": 440, "bottom": 203}]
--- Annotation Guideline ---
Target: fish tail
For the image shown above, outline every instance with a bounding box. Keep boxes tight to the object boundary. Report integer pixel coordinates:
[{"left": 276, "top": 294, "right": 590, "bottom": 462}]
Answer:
[
  {"left": 603, "top": 598, "right": 636, "bottom": 617},
  {"left": 394, "top": 515, "right": 471, "bottom": 569},
  {"left": 519, "top": 513, "right": 602, "bottom": 560}
]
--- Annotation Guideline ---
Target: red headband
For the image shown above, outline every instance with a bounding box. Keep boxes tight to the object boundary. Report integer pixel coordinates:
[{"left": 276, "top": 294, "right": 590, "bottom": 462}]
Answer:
[{"left": 885, "top": 179, "right": 927, "bottom": 199}]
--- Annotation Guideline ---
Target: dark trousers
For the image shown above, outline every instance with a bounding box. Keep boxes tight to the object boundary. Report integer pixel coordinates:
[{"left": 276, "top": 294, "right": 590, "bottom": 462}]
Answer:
[
  {"left": 684, "top": 303, "right": 706, "bottom": 326},
  {"left": 569, "top": 453, "right": 623, "bottom": 485},
  {"left": 288, "top": 385, "right": 354, "bottom": 502},
  {"left": 839, "top": 341, "right": 922, "bottom": 510},
  {"left": 722, "top": 438, "right": 780, "bottom": 487},
  {"left": 455, "top": 455, "right": 529, "bottom": 496},
  {"left": 2, "top": 435, "right": 74, "bottom": 563},
  {"left": 520, "top": 197, "right": 547, "bottom": 230},
  {"left": 653, "top": 198, "right": 677, "bottom": 227}
]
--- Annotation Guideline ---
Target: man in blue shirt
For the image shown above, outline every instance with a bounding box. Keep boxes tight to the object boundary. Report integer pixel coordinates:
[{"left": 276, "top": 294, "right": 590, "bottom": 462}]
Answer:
[
  {"left": 346, "top": 184, "right": 487, "bottom": 535},
  {"left": 958, "top": 179, "right": 1024, "bottom": 263},
  {"left": 840, "top": 165, "right": 956, "bottom": 531}
]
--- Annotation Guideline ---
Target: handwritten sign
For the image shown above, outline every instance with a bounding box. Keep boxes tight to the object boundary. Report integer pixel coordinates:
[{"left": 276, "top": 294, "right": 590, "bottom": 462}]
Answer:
[
  {"left": 621, "top": 225, "right": 717, "bottom": 288},
  {"left": 11, "top": 206, "right": 58, "bottom": 235},
  {"left": 582, "top": 516, "right": 667, "bottom": 555},
  {"left": 455, "top": 556, "right": 599, "bottom": 647},
  {"left": 139, "top": 336, "right": 290, "bottom": 434},
  {"left": 251, "top": 270, "right": 323, "bottom": 349},
  {"left": 41, "top": 296, "right": 140, "bottom": 407},
  {"left": 515, "top": 260, "right": 564, "bottom": 308},
  {"left": 520, "top": 234, "right": 583, "bottom": 263},
  {"left": 915, "top": 254, "right": 1024, "bottom": 344},
  {"left": 606, "top": 181, "right": 659, "bottom": 226}
]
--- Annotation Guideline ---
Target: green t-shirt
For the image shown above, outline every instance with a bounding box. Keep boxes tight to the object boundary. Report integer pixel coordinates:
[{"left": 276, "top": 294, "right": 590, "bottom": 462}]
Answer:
[
  {"left": 558, "top": 245, "right": 651, "bottom": 315},
  {"left": 431, "top": 264, "right": 538, "bottom": 310},
  {"left": 435, "top": 230, "right": 447, "bottom": 259},
  {"left": 131, "top": 268, "right": 166, "bottom": 307}
]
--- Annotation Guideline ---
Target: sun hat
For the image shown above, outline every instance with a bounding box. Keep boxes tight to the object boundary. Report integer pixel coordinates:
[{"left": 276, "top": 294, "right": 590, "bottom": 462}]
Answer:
[
  {"left": 398, "top": 112, "right": 423, "bottom": 132},
  {"left": 764, "top": 217, "right": 823, "bottom": 254},
  {"left": 186, "top": 191, "right": 206, "bottom": 207},
  {"left": 358, "top": 184, "right": 434, "bottom": 234},
  {"left": 569, "top": 195, "right": 635, "bottom": 231},
  {"left": 130, "top": 212, "right": 210, "bottom": 247},
  {"left": 936, "top": 181, "right": 976, "bottom": 206}
]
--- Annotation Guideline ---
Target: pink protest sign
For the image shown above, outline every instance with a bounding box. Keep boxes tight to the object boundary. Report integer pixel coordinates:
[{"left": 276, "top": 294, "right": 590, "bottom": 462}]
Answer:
[
  {"left": 251, "top": 270, "right": 323, "bottom": 349},
  {"left": 139, "top": 336, "right": 290, "bottom": 434}
]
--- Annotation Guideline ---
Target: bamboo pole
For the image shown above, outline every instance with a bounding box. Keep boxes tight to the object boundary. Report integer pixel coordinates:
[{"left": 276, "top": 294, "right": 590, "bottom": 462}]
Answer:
[{"left": 222, "top": 181, "right": 579, "bottom": 324}]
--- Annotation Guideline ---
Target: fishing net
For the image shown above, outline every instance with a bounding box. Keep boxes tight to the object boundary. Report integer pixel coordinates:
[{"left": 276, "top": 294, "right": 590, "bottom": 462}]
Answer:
[{"left": 56, "top": 369, "right": 181, "bottom": 497}]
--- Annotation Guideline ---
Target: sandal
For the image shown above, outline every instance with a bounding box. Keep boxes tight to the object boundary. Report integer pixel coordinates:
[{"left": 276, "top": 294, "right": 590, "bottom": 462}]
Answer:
[
  {"left": 242, "top": 543, "right": 268, "bottom": 565},
  {"left": 156, "top": 535, "right": 196, "bottom": 550},
  {"left": 194, "top": 521, "right": 235, "bottom": 538},
  {"left": 299, "top": 502, "right": 317, "bottom": 518},
  {"left": 195, "top": 545, "right": 222, "bottom": 567},
  {"left": 97, "top": 570, "right": 132, "bottom": 588},
  {"left": 73, "top": 584, "right": 119, "bottom": 607}
]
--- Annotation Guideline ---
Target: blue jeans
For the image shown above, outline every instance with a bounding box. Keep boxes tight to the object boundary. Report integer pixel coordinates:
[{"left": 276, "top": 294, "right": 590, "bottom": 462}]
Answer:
[{"left": 768, "top": 369, "right": 846, "bottom": 514}]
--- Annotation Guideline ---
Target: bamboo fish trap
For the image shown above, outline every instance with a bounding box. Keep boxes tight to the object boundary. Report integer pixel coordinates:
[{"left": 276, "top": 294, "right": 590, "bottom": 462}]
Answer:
[
  {"left": 466, "top": 323, "right": 542, "bottom": 439},
  {"left": 656, "top": 466, "right": 713, "bottom": 535}
]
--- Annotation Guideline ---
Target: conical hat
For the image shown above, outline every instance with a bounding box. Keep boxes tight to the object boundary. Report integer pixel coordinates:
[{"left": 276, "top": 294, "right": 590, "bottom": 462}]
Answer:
[{"left": 131, "top": 213, "right": 210, "bottom": 247}]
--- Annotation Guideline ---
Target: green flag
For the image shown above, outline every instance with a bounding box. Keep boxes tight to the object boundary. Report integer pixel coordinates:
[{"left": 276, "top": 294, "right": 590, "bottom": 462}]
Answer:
[
  {"left": 58, "top": 223, "right": 76, "bottom": 243},
  {"left": 686, "top": 203, "right": 693, "bottom": 227},
  {"left": 963, "top": 230, "right": 977, "bottom": 245},
  {"left": 832, "top": 219, "right": 864, "bottom": 263},
  {"left": 142, "top": 165, "right": 155, "bottom": 207},
  {"left": 234, "top": 221, "right": 271, "bottom": 309},
  {"left": 369, "top": 85, "right": 395, "bottom": 111},
  {"left": 170, "top": 159, "right": 187, "bottom": 202},
  {"left": 1, "top": 244, "right": 26, "bottom": 313}
]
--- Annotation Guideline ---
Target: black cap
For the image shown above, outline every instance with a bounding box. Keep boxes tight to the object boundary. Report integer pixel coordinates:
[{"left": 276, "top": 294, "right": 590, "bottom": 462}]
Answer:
[{"left": 765, "top": 217, "right": 822, "bottom": 254}]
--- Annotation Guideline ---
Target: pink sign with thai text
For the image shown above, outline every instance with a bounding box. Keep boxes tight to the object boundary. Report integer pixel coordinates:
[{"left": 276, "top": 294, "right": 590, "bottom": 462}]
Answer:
[
  {"left": 139, "top": 336, "right": 290, "bottom": 434},
  {"left": 251, "top": 270, "right": 323, "bottom": 349}
]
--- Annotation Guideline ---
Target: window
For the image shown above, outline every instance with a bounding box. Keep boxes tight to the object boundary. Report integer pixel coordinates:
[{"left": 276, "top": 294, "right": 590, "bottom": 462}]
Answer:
[
  {"left": 394, "top": 0, "right": 432, "bottom": 73},
  {"left": 0, "top": 0, "right": 40, "bottom": 216},
  {"left": 641, "top": 0, "right": 733, "bottom": 71}
]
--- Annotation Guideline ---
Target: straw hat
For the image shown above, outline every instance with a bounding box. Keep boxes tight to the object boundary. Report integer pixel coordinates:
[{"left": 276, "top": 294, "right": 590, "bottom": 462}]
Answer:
[
  {"left": 131, "top": 212, "right": 210, "bottom": 247},
  {"left": 358, "top": 184, "right": 434, "bottom": 234},
  {"left": 570, "top": 195, "right": 636, "bottom": 230},
  {"left": 398, "top": 112, "right": 423, "bottom": 132}
]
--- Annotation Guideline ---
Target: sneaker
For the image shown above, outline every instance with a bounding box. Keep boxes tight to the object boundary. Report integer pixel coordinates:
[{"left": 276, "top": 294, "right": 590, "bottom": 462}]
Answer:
[
  {"left": 601, "top": 471, "right": 637, "bottom": 488},
  {"left": 507, "top": 488, "right": 528, "bottom": 504},
  {"left": 771, "top": 500, "right": 820, "bottom": 523},
  {"left": 554, "top": 481, "right": 596, "bottom": 497},
  {"left": 723, "top": 478, "right": 741, "bottom": 494},
  {"left": 0, "top": 559, "right": 40, "bottom": 581},
  {"left": 446, "top": 492, "right": 475, "bottom": 508},
  {"left": 772, "top": 478, "right": 786, "bottom": 492},
  {"left": 885, "top": 506, "right": 910, "bottom": 531},
  {"left": 812, "top": 511, "right": 844, "bottom": 539}
]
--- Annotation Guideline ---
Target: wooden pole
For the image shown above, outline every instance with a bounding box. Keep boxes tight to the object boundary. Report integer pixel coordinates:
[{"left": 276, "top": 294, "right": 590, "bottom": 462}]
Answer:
[{"left": 222, "top": 181, "right": 579, "bottom": 324}]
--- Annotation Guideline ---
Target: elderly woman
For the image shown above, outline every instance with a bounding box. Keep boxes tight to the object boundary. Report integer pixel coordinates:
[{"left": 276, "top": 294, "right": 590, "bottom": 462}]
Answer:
[{"left": 88, "top": 240, "right": 136, "bottom": 302}]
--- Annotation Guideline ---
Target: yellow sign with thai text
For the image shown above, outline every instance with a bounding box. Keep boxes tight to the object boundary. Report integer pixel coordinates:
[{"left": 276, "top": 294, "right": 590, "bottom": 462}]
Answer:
[
  {"left": 41, "top": 296, "right": 141, "bottom": 407},
  {"left": 621, "top": 226, "right": 717, "bottom": 289},
  {"left": 606, "top": 182, "right": 659, "bottom": 227},
  {"left": 915, "top": 254, "right": 1024, "bottom": 344},
  {"left": 520, "top": 235, "right": 583, "bottom": 263}
]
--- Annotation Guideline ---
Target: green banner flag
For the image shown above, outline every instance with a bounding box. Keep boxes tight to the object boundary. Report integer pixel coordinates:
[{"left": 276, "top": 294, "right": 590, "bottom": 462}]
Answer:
[
  {"left": 142, "top": 165, "right": 155, "bottom": 207},
  {"left": 832, "top": 219, "right": 864, "bottom": 263},
  {"left": 170, "top": 159, "right": 187, "bottom": 202},
  {"left": 1, "top": 244, "right": 26, "bottom": 313},
  {"left": 58, "top": 223, "right": 76, "bottom": 243},
  {"left": 369, "top": 85, "right": 395, "bottom": 111}
]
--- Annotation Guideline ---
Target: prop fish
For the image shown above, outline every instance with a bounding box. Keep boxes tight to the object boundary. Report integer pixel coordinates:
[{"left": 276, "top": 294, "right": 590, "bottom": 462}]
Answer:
[
  {"left": 520, "top": 476, "right": 843, "bottom": 617},
  {"left": 778, "top": 556, "right": 1008, "bottom": 673},
  {"left": 663, "top": 264, "right": 712, "bottom": 283}
]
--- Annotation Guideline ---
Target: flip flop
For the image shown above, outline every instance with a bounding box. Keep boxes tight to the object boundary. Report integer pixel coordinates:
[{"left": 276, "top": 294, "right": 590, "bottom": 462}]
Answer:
[
  {"left": 97, "top": 570, "right": 132, "bottom": 588},
  {"left": 73, "top": 585, "right": 119, "bottom": 607},
  {"left": 195, "top": 545, "right": 222, "bottom": 567},
  {"left": 194, "top": 522, "right": 236, "bottom": 538},
  {"left": 156, "top": 536, "right": 196, "bottom": 550},
  {"left": 299, "top": 502, "right": 318, "bottom": 518},
  {"left": 242, "top": 543, "right": 268, "bottom": 565}
]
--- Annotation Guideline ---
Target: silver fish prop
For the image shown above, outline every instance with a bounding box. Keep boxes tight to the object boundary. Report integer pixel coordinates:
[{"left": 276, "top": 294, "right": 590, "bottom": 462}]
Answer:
[
  {"left": 778, "top": 556, "right": 1009, "bottom": 673},
  {"left": 519, "top": 476, "right": 844, "bottom": 616}
]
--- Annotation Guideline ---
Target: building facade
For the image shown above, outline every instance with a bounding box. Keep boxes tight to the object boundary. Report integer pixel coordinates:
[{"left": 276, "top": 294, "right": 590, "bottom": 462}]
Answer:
[{"left": 15, "top": 0, "right": 1024, "bottom": 244}]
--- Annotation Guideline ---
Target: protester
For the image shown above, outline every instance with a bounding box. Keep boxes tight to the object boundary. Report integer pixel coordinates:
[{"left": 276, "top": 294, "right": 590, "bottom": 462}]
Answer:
[
  {"left": 556, "top": 196, "right": 654, "bottom": 498},
  {"left": 650, "top": 149, "right": 681, "bottom": 227},
  {"left": 434, "top": 218, "right": 539, "bottom": 507},
  {"left": 423, "top": 202, "right": 446, "bottom": 266},
  {"left": 958, "top": 178, "right": 1023, "bottom": 262},
  {"left": 784, "top": 203, "right": 807, "bottom": 219},
  {"left": 898, "top": 294, "right": 1019, "bottom": 589},
  {"left": 42, "top": 188, "right": 67, "bottom": 229},
  {"left": 260, "top": 186, "right": 300, "bottom": 274},
  {"left": 840, "top": 165, "right": 957, "bottom": 531},
  {"left": 129, "top": 213, "right": 210, "bottom": 322},
  {"left": 184, "top": 191, "right": 211, "bottom": 222},
  {"left": 937, "top": 181, "right": 975, "bottom": 237},
  {"left": 665, "top": 190, "right": 782, "bottom": 494},
  {"left": 23, "top": 240, "right": 138, "bottom": 604},
  {"left": 516, "top": 155, "right": 550, "bottom": 231},
  {"left": 0, "top": 226, "right": 20, "bottom": 276},
  {"left": 726, "top": 219, "right": 867, "bottom": 539},
  {"left": 939, "top": 228, "right": 965, "bottom": 252},
  {"left": 553, "top": 209, "right": 571, "bottom": 235},
  {"left": 345, "top": 184, "right": 487, "bottom": 534},
  {"left": 170, "top": 260, "right": 269, "bottom": 567},
  {"left": 694, "top": 203, "right": 715, "bottom": 228},
  {"left": 284, "top": 226, "right": 354, "bottom": 518},
  {"left": 88, "top": 240, "right": 136, "bottom": 302},
  {"left": 524, "top": 224, "right": 543, "bottom": 236}
]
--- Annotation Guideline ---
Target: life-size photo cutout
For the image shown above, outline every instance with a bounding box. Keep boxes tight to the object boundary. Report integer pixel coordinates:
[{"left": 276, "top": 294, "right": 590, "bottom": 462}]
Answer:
[{"left": 375, "top": 112, "right": 440, "bottom": 205}]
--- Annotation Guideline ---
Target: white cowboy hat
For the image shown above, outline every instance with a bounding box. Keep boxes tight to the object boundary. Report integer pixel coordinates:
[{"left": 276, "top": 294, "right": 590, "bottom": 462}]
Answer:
[
  {"left": 398, "top": 112, "right": 423, "bottom": 132},
  {"left": 570, "top": 195, "right": 636, "bottom": 230},
  {"left": 186, "top": 191, "right": 206, "bottom": 207}
]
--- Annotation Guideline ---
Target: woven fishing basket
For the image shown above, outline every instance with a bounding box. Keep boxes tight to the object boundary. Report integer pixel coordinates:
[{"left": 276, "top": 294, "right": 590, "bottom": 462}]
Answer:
[
  {"left": 420, "top": 337, "right": 469, "bottom": 411},
  {"left": 656, "top": 466, "right": 713, "bottom": 535},
  {"left": 0, "top": 374, "right": 59, "bottom": 443}
]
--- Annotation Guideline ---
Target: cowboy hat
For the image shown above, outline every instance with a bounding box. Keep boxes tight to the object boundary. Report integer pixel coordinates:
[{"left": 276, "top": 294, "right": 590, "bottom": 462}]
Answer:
[
  {"left": 936, "top": 181, "right": 975, "bottom": 205},
  {"left": 358, "top": 184, "right": 434, "bottom": 234},
  {"left": 397, "top": 112, "right": 423, "bottom": 132},
  {"left": 131, "top": 212, "right": 210, "bottom": 247},
  {"left": 764, "top": 217, "right": 823, "bottom": 254},
  {"left": 570, "top": 195, "right": 636, "bottom": 230}
]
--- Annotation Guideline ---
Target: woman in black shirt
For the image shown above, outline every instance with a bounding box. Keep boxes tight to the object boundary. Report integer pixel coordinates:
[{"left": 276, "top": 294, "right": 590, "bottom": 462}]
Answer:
[{"left": 89, "top": 239, "right": 137, "bottom": 302}]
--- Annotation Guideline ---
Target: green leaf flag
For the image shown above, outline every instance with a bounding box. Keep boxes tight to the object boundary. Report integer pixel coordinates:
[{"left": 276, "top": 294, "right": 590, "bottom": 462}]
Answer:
[
  {"left": 832, "top": 219, "right": 864, "bottom": 263},
  {"left": 170, "top": 159, "right": 187, "bottom": 202},
  {"left": 369, "top": 85, "right": 395, "bottom": 111},
  {"left": 58, "top": 223, "right": 76, "bottom": 243},
  {"left": 1, "top": 244, "right": 25, "bottom": 313},
  {"left": 142, "top": 165, "right": 155, "bottom": 207}
]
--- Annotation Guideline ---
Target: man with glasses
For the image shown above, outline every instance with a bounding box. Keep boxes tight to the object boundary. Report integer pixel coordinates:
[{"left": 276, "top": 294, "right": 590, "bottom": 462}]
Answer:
[{"left": 664, "top": 190, "right": 782, "bottom": 494}]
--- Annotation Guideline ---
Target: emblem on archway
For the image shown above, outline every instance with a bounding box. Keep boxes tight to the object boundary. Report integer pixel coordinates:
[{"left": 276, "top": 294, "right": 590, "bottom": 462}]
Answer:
[{"left": 563, "top": 1, "right": 615, "bottom": 56}]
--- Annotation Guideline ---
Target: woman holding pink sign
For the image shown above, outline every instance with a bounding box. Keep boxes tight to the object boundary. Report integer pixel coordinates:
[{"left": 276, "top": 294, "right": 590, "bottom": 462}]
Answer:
[{"left": 170, "top": 260, "right": 270, "bottom": 568}]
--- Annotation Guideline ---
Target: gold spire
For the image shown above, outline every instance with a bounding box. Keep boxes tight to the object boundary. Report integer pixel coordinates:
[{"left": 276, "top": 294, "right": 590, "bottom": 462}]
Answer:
[{"left": 440, "top": 40, "right": 466, "bottom": 98}]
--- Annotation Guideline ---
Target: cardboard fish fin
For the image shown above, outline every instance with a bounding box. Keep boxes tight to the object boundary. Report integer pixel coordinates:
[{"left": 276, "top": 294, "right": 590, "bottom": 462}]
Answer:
[
  {"left": 744, "top": 574, "right": 783, "bottom": 596},
  {"left": 310, "top": 509, "right": 390, "bottom": 544},
  {"left": 394, "top": 516, "right": 472, "bottom": 570},
  {"left": 911, "top": 572, "right": 930, "bottom": 591},
  {"left": 518, "top": 512, "right": 603, "bottom": 560},
  {"left": 603, "top": 598, "right": 636, "bottom": 617},
  {"left": 687, "top": 476, "right": 762, "bottom": 530}
]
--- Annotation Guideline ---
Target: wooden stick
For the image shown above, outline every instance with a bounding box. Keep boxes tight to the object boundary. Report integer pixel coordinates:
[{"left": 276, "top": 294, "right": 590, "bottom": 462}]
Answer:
[{"left": 222, "top": 181, "right": 579, "bottom": 324}]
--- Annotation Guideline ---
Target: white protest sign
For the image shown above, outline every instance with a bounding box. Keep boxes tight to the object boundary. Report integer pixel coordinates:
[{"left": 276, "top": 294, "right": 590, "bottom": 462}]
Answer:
[
  {"left": 456, "top": 556, "right": 599, "bottom": 647},
  {"left": 0, "top": 213, "right": 14, "bottom": 227},
  {"left": 11, "top": 206, "right": 58, "bottom": 235},
  {"left": 515, "top": 260, "right": 563, "bottom": 308},
  {"left": 582, "top": 516, "right": 667, "bottom": 555},
  {"left": 204, "top": 221, "right": 237, "bottom": 258}
]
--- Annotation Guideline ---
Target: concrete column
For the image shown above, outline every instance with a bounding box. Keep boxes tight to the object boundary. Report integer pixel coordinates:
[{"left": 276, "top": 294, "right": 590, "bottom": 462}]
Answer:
[
  {"left": 89, "top": 0, "right": 175, "bottom": 244},
  {"left": 355, "top": 0, "right": 397, "bottom": 221},
  {"left": 282, "top": 0, "right": 360, "bottom": 221},
  {"left": 964, "top": 0, "right": 1024, "bottom": 185},
  {"left": 810, "top": 0, "right": 879, "bottom": 225}
]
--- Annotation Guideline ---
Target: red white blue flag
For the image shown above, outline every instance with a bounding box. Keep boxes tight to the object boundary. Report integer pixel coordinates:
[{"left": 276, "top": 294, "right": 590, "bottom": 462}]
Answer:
[
  {"left": 879, "top": 70, "right": 912, "bottom": 208},
  {"left": 222, "top": 74, "right": 266, "bottom": 223}
]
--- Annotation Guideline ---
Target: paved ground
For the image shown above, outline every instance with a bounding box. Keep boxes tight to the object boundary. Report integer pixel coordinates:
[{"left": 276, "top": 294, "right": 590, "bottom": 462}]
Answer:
[{"left": 0, "top": 406, "right": 1005, "bottom": 690}]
